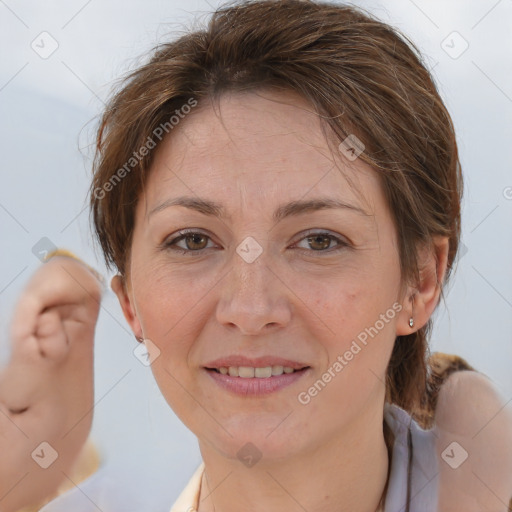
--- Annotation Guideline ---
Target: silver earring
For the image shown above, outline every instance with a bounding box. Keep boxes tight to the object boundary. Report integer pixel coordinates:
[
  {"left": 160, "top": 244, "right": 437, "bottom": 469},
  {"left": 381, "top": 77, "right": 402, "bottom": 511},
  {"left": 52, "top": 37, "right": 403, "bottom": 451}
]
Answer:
[{"left": 409, "top": 293, "right": 415, "bottom": 329}]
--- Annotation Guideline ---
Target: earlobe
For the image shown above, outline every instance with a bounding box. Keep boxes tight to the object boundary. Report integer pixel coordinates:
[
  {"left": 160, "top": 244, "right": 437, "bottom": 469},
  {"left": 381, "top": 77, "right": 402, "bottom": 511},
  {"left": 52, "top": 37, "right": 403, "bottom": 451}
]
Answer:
[
  {"left": 111, "top": 275, "right": 143, "bottom": 339},
  {"left": 395, "top": 236, "right": 449, "bottom": 336},
  {"left": 395, "top": 292, "right": 417, "bottom": 336}
]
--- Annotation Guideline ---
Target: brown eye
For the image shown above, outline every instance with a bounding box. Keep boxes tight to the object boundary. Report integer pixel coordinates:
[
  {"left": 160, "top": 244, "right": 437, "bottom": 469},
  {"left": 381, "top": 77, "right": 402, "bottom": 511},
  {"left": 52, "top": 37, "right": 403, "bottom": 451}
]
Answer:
[
  {"left": 184, "top": 233, "right": 209, "bottom": 250},
  {"left": 293, "top": 231, "right": 348, "bottom": 254},
  {"left": 164, "top": 230, "right": 215, "bottom": 253},
  {"left": 306, "top": 234, "right": 332, "bottom": 251}
]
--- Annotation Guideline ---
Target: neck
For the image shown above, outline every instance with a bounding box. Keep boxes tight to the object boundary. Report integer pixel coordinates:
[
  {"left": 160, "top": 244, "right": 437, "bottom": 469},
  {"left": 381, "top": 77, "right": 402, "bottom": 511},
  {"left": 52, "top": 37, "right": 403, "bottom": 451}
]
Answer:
[{"left": 197, "top": 401, "right": 391, "bottom": 512}]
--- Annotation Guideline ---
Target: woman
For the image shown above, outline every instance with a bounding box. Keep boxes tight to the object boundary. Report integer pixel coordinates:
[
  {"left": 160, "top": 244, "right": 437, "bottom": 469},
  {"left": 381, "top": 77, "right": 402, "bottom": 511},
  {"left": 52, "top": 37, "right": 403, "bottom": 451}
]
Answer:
[{"left": 49, "top": 1, "right": 511, "bottom": 510}]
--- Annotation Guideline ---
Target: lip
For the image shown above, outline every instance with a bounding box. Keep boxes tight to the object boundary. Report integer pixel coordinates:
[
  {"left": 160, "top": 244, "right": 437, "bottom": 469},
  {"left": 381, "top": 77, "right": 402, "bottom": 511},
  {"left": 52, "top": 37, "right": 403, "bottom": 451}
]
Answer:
[
  {"left": 205, "top": 367, "right": 311, "bottom": 396},
  {"left": 204, "top": 356, "right": 309, "bottom": 370}
]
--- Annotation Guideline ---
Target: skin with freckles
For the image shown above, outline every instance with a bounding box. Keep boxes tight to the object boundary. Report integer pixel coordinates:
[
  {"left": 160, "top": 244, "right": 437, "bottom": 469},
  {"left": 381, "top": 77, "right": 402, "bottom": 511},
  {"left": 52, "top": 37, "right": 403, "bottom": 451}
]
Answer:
[{"left": 113, "top": 90, "right": 448, "bottom": 512}]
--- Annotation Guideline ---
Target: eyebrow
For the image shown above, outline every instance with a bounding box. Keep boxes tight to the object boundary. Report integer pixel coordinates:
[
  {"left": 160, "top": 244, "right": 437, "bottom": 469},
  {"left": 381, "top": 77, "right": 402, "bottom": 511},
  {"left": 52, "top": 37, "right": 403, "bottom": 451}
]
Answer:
[{"left": 149, "top": 196, "right": 370, "bottom": 221}]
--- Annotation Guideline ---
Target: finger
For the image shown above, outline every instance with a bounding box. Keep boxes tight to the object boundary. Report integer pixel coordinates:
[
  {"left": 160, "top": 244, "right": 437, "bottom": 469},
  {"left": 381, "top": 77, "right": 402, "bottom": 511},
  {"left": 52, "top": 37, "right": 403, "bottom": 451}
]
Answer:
[
  {"left": 36, "top": 309, "right": 69, "bottom": 362},
  {"left": 9, "top": 294, "right": 44, "bottom": 358}
]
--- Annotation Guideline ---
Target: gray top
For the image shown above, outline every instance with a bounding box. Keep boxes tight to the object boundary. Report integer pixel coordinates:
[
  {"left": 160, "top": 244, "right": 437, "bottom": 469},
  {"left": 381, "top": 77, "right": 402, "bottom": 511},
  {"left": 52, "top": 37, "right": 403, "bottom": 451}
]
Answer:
[{"left": 383, "top": 403, "right": 438, "bottom": 511}]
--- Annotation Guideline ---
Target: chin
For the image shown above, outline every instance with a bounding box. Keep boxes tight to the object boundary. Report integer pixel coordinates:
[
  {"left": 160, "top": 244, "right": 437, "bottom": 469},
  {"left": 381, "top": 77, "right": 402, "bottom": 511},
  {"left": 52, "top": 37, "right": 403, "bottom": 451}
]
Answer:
[{"left": 198, "top": 417, "right": 311, "bottom": 464}]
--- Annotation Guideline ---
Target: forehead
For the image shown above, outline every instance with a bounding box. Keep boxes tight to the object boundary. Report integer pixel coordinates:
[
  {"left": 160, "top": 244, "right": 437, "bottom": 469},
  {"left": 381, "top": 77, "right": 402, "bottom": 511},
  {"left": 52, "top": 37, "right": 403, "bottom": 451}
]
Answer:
[{"left": 143, "top": 91, "right": 381, "bottom": 218}]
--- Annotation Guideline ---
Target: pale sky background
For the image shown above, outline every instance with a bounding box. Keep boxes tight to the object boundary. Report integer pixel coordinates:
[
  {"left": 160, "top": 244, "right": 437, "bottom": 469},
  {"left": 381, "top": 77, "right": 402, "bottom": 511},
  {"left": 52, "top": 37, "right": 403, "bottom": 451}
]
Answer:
[{"left": 0, "top": 0, "right": 511, "bottom": 505}]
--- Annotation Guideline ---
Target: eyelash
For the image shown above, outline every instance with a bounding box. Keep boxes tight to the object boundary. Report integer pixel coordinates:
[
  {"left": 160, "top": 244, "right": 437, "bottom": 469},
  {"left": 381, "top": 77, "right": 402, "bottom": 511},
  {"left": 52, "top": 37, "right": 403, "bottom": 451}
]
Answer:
[{"left": 163, "top": 229, "right": 349, "bottom": 256}]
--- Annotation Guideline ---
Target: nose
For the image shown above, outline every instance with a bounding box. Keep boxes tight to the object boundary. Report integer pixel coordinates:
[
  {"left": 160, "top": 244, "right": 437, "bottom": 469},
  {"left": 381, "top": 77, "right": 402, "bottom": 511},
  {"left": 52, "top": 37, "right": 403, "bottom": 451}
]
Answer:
[{"left": 215, "top": 248, "right": 292, "bottom": 335}]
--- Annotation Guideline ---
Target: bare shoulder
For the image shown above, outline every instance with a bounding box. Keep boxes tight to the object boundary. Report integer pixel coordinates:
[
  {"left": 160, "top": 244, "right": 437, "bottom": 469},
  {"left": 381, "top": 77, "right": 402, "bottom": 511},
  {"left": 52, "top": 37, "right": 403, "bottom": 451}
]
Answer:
[
  {"left": 434, "top": 370, "right": 512, "bottom": 511},
  {"left": 436, "top": 370, "right": 512, "bottom": 434}
]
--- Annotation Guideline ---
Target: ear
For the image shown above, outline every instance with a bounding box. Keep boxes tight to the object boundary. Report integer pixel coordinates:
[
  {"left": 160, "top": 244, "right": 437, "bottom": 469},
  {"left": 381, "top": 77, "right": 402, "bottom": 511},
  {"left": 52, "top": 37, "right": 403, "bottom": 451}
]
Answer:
[
  {"left": 396, "top": 236, "right": 449, "bottom": 335},
  {"left": 111, "top": 275, "right": 143, "bottom": 339}
]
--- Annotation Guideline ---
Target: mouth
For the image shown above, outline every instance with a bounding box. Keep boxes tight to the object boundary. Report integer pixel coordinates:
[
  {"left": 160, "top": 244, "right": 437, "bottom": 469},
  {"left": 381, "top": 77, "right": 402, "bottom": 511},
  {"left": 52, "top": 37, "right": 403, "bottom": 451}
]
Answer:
[
  {"left": 203, "top": 359, "right": 311, "bottom": 395},
  {"left": 206, "top": 365, "right": 309, "bottom": 377}
]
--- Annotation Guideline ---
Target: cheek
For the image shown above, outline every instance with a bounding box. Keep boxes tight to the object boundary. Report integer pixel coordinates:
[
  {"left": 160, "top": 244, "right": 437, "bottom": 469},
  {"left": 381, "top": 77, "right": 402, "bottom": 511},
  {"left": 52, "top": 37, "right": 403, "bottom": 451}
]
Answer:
[
  {"left": 292, "top": 260, "right": 400, "bottom": 337},
  {"left": 290, "top": 264, "right": 401, "bottom": 374},
  {"left": 131, "top": 261, "right": 221, "bottom": 375},
  {"left": 133, "top": 259, "right": 207, "bottom": 331}
]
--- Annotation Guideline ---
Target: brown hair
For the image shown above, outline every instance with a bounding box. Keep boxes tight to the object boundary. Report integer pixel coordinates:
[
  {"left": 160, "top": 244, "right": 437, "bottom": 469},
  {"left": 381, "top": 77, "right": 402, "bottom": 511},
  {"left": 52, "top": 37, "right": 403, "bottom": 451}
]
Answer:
[{"left": 90, "top": 0, "right": 463, "bottom": 414}]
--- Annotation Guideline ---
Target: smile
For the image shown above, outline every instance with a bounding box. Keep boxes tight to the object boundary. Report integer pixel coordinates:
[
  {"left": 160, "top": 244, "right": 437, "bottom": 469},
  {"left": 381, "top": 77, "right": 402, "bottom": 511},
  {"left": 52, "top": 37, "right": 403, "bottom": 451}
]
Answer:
[
  {"left": 204, "top": 365, "right": 311, "bottom": 396},
  {"left": 212, "top": 365, "right": 300, "bottom": 378}
]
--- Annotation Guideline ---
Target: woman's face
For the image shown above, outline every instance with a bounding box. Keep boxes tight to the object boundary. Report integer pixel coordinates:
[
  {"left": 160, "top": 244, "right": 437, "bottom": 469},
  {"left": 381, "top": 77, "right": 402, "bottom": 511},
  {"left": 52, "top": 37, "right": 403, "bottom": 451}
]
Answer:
[{"left": 119, "top": 91, "right": 411, "bottom": 461}]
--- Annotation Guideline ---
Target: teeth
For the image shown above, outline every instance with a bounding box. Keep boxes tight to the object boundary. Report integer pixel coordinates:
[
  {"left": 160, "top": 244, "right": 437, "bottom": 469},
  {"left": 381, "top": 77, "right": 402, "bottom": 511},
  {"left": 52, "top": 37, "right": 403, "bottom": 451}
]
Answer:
[
  {"left": 217, "top": 366, "right": 298, "bottom": 377},
  {"left": 238, "top": 366, "right": 255, "bottom": 378},
  {"left": 271, "top": 365, "right": 284, "bottom": 375},
  {"left": 255, "top": 367, "right": 272, "bottom": 378}
]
